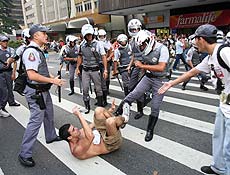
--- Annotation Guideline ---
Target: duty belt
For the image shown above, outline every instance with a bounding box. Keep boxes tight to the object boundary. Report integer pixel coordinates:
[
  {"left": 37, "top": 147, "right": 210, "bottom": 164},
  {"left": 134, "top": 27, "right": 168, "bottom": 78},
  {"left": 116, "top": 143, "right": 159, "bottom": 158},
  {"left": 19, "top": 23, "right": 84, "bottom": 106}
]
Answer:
[
  {"left": 145, "top": 72, "right": 166, "bottom": 79},
  {"left": 220, "top": 92, "right": 230, "bottom": 105},
  {"left": 83, "top": 66, "right": 99, "bottom": 72},
  {"left": 27, "top": 83, "right": 52, "bottom": 92}
]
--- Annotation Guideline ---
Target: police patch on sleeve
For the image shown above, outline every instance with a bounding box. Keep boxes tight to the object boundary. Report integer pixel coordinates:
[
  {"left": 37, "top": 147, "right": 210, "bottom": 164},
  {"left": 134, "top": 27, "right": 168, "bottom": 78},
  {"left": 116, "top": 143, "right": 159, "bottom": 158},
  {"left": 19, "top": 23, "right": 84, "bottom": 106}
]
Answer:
[{"left": 28, "top": 52, "right": 36, "bottom": 61}]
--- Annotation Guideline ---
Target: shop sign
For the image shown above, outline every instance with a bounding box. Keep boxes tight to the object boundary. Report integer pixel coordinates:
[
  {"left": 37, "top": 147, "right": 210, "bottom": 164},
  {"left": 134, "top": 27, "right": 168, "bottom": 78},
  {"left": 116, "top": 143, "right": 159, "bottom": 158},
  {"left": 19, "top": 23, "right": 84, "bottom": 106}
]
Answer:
[
  {"left": 170, "top": 10, "right": 230, "bottom": 28},
  {"left": 144, "top": 15, "right": 164, "bottom": 24}
]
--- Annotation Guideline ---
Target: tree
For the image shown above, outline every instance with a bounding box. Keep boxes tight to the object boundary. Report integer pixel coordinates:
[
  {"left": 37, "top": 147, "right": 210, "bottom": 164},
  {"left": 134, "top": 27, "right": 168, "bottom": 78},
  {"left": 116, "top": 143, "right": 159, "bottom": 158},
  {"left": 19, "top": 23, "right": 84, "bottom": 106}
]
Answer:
[{"left": 0, "top": 0, "right": 20, "bottom": 34}]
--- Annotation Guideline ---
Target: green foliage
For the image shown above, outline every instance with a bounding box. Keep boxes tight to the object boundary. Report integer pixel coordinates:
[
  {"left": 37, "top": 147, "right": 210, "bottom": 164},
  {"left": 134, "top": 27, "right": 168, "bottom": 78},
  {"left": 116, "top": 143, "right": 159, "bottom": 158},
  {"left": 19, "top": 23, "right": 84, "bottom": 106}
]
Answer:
[
  {"left": 8, "top": 40, "right": 23, "bottom": 49},
  {"left": 0, "top": 0, "right": 20, "bottom": 34}
]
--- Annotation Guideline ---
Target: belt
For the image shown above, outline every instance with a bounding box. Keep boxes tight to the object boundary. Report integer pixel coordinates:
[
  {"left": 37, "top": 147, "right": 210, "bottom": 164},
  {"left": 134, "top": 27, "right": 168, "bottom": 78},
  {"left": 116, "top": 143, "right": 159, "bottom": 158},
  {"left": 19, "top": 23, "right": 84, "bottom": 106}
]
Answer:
[
  {"left": 220, "top": 92, "right": 230, "bottom": 105},
  {"left": 83, "top": 66, "right": 99, "bottom": 72},
  {"left": 27, "top": 83, "right": 52, "bottom": 92},
  {"left": 145, "top": 72, "right": 166, "bottom": 79}
]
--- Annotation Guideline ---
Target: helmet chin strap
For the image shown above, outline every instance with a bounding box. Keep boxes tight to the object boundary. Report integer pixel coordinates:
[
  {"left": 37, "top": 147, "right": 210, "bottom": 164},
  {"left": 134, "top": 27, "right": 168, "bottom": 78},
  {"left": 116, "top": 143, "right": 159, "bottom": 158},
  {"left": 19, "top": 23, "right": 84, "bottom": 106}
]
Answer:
[{"left": 144, "top": 40, "right": 155, "bottom": 56}]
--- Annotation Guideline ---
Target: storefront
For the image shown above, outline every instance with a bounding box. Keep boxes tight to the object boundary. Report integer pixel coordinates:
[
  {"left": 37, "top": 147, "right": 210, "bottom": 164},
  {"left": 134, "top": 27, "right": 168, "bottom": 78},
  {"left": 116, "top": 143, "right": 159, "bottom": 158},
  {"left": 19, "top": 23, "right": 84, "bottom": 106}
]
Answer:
[
  {"left": 170, "top": 9, "right": 230, "bottom": 35},
  {"left": 143, "top": 10, "right": 170, "bottom": 37}
]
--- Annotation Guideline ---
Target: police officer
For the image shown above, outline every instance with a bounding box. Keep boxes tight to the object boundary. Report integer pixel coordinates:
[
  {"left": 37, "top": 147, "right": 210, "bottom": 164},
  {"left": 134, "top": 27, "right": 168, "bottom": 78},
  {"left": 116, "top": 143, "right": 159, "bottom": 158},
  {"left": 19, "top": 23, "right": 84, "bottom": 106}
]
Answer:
[
  {"left": 115, "top": 19, "right": 147, "bottom": 120},
  {"left": 77, "top": 24, "right": 108, "bottom": 114},
  {"left": 62, "top": 35, "right": 79, "bottom": 95},
  {"left": 18, "top": 24, "right": 65, "bottom": 167},
  {"left": 119, "top": 30, "right": 169, "bottom": 142},
  {"left": 0, "top": 35, "right": 20, "bottom": 118},
  {"left": 113, "top": 34, "right": 132, "bottom": 96},
  {"left": 97, "top": 29, "right": 113, "bottom": 105}
]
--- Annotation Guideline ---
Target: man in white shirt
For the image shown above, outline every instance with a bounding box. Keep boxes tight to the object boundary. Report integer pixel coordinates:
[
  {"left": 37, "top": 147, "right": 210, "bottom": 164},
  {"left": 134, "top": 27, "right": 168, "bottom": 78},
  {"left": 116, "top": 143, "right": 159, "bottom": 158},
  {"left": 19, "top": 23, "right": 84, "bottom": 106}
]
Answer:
[{"left": 158, "top": 24, "right": 230, "bottom": 175}]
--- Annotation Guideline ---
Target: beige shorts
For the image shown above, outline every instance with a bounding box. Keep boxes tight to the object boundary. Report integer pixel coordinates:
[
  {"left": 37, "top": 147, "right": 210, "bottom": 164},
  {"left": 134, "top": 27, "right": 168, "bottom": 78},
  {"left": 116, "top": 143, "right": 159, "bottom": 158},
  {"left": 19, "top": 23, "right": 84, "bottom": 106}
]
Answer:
[{"left": 94, "top": 115, "right": 123, "bottom": 152}]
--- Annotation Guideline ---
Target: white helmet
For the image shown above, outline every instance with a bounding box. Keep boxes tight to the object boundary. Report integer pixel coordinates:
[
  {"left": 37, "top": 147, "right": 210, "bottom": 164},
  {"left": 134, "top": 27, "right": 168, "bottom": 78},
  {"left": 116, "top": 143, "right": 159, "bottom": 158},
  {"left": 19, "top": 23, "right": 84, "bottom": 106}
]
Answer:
[
  {"left": 81, "top": 24, "right": 94, "bottom": 38},
  {"left": 117, "top": 34, "right": 128, "bottom": 48},
  {"left": 128, "top": 19, "right": 142, "bottom": 37},
  {"left": 135, "top": 30, "right": 155, "bottom": 55},
  {"left": 21, "top": 28, "right": 30, "bottom": 42},
  {"left": 98, "top": 29, "right": 107, "bottom": 41},
  {"left": 216, "top": 30, "right": 224, "bottom": 39},
  {"left": 66, "top": 35, "right": 78, "bottom": 45}
]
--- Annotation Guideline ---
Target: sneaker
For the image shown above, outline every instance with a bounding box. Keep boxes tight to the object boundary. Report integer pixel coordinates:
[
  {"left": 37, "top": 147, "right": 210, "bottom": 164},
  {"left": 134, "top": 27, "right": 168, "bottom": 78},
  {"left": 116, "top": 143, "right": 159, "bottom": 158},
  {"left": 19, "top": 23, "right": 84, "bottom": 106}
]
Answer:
[
  {"left": 0, "top": 109, "right": 11, "bottom": 118},
  {"left": 122, "top": 102, "right": 130, "bottom": 123},
  {"left": 201, "top": 166, "right": 218, "bottom": 174}
]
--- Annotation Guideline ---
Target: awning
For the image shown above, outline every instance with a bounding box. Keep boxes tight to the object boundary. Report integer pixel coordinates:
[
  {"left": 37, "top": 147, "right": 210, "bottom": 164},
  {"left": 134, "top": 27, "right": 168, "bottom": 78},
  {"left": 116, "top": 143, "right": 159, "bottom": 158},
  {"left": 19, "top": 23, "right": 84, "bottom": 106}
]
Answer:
[
  {"left": 68, "top": 17, "right": 92, "bottom": 29},
  {"left": 48, "top": 22, "right": 67, "bottom": 31}
]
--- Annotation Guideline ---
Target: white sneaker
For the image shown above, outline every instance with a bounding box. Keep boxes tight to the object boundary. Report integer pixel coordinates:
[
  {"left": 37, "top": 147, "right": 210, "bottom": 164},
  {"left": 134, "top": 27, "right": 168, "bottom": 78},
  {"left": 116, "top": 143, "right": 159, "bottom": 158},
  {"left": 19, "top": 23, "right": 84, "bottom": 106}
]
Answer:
[
  {"left": 122, "top": 102, "right": 130, "bottom": 123},
  {"left": 0, "top": 109, "right": 11, "bottom": 118}
]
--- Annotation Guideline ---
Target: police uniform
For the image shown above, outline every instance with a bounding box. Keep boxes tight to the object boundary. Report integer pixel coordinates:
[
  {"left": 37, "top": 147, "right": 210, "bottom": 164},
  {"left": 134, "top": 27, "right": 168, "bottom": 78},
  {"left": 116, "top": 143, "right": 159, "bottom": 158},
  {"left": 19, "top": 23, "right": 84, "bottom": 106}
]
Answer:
[
  {"left": 63, "top": 44, "right": 79, "bottom": 95},
  {"left": 19, "top": 41, "right": 58, "bottom": 159},
  {"left": 124, "top": 42, "right": 169, "bottom": 141},
  {"left": 114, "top": 44, "right": 132, "bottom": 96},
  {"left": 98, "top": 40, "right": 112, "bottom": 105},
  {"left": 0, "top": 44, "right": 17, "bottom": 110},
  {"left": 80, "top": 39, "right": 106, "bottom": 112}
]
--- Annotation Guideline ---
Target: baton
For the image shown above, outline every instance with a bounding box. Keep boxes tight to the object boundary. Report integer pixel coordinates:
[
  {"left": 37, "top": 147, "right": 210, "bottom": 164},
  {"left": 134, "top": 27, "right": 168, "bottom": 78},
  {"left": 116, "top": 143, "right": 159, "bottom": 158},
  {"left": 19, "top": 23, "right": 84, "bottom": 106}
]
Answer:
[
  {"left": 78, "top": 75, "right": 82, "bottom": 93},
  {"left": 57, "top": 70, "right": 61, "bottom": 102}
]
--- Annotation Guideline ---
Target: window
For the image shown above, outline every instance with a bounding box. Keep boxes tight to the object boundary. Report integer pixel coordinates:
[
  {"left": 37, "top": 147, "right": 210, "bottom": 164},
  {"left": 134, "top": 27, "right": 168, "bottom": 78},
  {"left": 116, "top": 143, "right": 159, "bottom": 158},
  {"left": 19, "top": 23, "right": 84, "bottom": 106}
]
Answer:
[
  {"left": 84, "top": 1, "right": 92, "bottom": 11},
  {"left": 76, "top": 4, "right": 83, "bottom": 13}
]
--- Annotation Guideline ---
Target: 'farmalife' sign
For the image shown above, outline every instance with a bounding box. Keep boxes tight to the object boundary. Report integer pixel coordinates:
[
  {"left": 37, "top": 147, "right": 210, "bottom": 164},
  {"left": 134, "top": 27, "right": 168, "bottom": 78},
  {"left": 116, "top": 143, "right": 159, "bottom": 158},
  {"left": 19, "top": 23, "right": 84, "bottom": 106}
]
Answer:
[{"left": 170, "top": 10, "right": 230, "bottom": 28}]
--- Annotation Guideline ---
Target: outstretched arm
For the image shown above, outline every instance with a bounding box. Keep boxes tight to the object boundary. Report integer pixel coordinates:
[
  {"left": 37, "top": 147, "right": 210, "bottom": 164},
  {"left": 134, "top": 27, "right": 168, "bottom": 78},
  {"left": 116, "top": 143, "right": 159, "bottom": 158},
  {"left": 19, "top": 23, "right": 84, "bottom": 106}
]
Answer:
[{"left": 158, "top": 67, "right": 200, "bottom": 94}]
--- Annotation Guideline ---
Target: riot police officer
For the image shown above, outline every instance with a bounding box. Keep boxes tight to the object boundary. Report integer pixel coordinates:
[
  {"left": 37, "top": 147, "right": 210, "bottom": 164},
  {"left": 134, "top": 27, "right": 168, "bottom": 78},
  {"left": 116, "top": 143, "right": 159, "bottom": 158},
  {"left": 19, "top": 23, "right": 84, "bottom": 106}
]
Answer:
[
  {"left": 77, "top": 24, "right": 108, "bottom": 114},
  {"left": 18, "top": 24, "right": 65, "bottom": 167},
  {"left": 97, "top": 29, "right": 113, "bottom": 105},
  {"left": 113, "top": 34, "right": 132, "bottom": 96},
  {"left": 118, "top": 30, "right": 169, "bottom": 142},
  {"left": 62, "top": 35, "right": 79, "bottom": 95},
  {"left": 0, "top": 35, "right": 20, "bottom": 118}
]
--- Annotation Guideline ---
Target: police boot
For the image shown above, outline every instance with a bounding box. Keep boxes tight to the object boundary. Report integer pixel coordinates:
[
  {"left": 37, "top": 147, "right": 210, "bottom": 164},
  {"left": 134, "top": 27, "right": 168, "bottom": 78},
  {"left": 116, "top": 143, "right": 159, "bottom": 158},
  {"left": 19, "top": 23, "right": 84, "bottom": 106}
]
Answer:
[
  {"left": 134, "top": 101, "right": 144, "bottom": 120},
  {"left": 103, "top": 91, "right": 108, "bottom": 106},
  {"left": 145, "top": 115, "right": 158, "bottom": 142},
  {"left": 68, "top": 80, "right": 75, "bottom": 96},
  {"left": 114, "top": 101, "right": 124, "bottom": 116},
  {"left": 124, "top": 87, "right": 129, "bottom": 96},
  {"left": 84, "top": 100, "right": 90, "bottom": 114},
  {"left": 97, "top": 96, "right": 104, "bottom": 107}
]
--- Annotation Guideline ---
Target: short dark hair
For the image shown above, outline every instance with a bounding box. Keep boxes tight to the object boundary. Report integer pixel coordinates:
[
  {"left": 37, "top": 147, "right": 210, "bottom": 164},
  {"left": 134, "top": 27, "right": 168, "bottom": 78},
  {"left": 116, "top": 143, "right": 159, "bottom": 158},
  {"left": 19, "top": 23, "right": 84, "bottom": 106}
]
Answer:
[{"left": 59, "top": 124, "right": 71, "bottom": 142}]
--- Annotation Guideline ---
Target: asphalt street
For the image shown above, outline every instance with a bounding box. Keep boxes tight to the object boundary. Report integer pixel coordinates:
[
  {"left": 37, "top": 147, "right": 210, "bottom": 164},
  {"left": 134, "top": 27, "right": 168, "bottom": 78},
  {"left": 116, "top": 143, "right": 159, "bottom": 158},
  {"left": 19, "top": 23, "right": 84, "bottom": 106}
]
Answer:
[{"left": 0, "top": 52, "right": 218, "bottom": 175}]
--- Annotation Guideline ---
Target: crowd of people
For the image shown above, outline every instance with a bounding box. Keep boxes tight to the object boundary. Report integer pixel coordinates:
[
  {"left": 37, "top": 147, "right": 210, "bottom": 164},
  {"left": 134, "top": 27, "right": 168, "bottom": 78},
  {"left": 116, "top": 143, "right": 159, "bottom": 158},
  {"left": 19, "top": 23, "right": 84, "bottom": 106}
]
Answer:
[{"left": 0, "top": 20, "right": 230, "bottom": 175}]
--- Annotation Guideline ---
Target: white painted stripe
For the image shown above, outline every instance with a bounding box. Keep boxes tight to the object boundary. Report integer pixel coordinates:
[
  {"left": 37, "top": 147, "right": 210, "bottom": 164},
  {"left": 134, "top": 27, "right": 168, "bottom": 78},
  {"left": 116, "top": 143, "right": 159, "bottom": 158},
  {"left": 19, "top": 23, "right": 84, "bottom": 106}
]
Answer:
[
  {"left": 110, "top": 75, "right": 215, "bottom": 90},
  {"left": 48, "top": 66, "right": 54, "bottom": 69},
  {"left": 169, "top": 87, "right": 219, "bottom": 100},
  {"left": 66, "top": 87, "right": 214, "bottom": 134},
  {"left": 0, "top": 168, "right": 4, "bottom": 175},
  {"left": 6, "top": 105, "right": 125, "bottom": 175},
  {"left": 50, "top": 92, "right": 212, "bottom": 173},
  {"left": 109, "top": 85, "right": 218, "bottom": 113}
]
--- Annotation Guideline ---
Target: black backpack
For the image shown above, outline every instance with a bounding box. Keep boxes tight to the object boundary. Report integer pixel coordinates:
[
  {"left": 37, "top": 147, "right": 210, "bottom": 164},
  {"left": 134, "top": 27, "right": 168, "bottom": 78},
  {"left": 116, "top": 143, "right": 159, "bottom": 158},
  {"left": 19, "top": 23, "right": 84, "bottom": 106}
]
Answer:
[{"left": 217, "top": 43, "right": 230, "bottom": 72}]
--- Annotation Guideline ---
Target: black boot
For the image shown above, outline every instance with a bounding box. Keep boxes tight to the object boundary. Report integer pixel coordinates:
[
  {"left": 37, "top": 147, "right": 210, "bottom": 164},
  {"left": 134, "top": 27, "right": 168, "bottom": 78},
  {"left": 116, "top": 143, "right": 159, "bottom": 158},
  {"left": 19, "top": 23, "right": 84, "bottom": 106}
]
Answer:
[
  {"left": 134, "top": 101, "right": 144, "bottom": 120},
  {"left": 97, "top": 96, "right": 104, "bottom": 107},
  {"left": 145, "top": 115, "right": 158, "bottom": 142},
  {"left": 124, "top": 87, "right": 129, "bottom": 96},
  {"left": 103, "top": 91, "right": 108, "bottom": 106},
  {"left": 114, "top": 101, "right": 124, "bottom": 116},
  {"left": 84, "top": 100, "right": 90, "bottom": 114},
  {"left": 68, "top": 80, "right": 75, "bottom": 96}
]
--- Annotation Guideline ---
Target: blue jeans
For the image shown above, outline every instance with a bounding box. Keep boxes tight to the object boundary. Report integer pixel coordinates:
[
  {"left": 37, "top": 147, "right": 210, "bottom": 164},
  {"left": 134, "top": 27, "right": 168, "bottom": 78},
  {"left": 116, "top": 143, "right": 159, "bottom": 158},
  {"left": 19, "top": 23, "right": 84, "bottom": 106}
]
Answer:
[{"left": 211, "top": 107, "right": 230, "bottom": 175}]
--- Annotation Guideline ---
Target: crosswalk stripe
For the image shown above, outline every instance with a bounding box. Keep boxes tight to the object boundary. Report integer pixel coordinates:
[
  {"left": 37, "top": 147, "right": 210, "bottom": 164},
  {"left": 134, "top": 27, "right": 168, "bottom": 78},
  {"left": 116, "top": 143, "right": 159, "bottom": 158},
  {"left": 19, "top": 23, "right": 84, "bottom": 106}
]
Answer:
[
  {"left": 50, "top": 92, "right": 212, "bottom": 173},
  {"left": 110, "top": 76, "right": 215, "bottom": 90},
  {"left": 109, "top": 85, "right": 218, "bottom": 113},
  {"left": 67, "top": 87, "right": 214, "bottom": 134},
  {"left": 0, "top": 168, "right": 4, "bottom": 175},
  {"left": 6, "top": 104, "right": 126, "bottom": 175}
]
